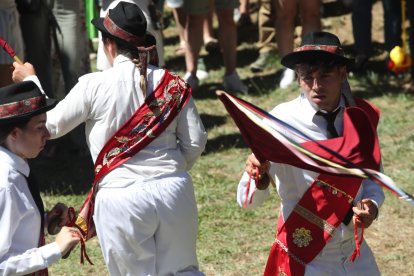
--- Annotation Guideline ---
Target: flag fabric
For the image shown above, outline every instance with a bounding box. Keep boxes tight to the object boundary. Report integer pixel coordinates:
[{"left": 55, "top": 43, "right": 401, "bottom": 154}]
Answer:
[{"left": 216, "top": 90, "right": 414, "bottom": 205}]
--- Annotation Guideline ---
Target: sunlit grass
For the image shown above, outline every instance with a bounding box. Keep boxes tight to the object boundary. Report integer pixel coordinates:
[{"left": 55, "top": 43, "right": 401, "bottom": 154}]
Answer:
[{"left": 39, "top": 5, "right": 414, "bottom": 275}]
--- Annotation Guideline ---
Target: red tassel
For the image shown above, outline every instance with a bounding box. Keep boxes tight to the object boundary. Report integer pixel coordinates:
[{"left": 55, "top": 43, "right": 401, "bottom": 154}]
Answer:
[
  {"left": 64, "top": 207, "right": 94, "bottom": 265},
  {"left": 0, "top": 35, "right": 16, "bottom": 58},
  {"left": 0, "top": 35, "right": 22, "bottom": 63},
  {"left": 244, "top": 167, "right": 259, "bottom": 208},
  {"left": 79, "top": 236, "right": 94, "bottom": 265},
  {"left": 349, "top": 216, "right": 364, "bottom": 262}
]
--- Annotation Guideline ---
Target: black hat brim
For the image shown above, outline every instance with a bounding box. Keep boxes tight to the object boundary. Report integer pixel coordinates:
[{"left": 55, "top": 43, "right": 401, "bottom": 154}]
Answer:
[
  {"left": 92, "top": 18, "right": 156, "bottom": 48},
  {"left": 0, "top": 98, "right": 58, "bottom": 125},
  {"left": 281, "top": 50, "right": 354, "bottom": 70}
]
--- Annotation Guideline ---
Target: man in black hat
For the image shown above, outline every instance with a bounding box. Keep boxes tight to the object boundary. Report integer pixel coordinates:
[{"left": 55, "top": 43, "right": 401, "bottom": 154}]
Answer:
[
  {"left": 237, "top": 31, "right": 383, "bottom": 275},
  {"left": 0, "top": 81, "right": 80, "bottom": 275},
  {"left": 12, "top": 2, "right": 207, "bottom": 275}
]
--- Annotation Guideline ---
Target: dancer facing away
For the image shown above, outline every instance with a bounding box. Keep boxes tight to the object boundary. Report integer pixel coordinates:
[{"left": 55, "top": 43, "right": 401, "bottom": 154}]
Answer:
[{"left": 13, "top": 2, "right": 207, "bottom": 275}]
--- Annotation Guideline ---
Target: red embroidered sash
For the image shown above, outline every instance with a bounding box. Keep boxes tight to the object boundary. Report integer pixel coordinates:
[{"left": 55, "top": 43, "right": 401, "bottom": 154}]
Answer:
[
  {"left": 264, "top": 98, "right": 381, "bottom": 276},
  {"left": 265, "top": 174, "right": 363, "bottom": 276},
  {"left": 74, "top": 70, "right": 191, "bottom": 243}
]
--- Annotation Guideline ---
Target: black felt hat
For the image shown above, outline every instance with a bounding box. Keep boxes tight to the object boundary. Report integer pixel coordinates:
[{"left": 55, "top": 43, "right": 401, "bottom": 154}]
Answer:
[
  {"left": 92, "top": 1, "right": 156, "bottom": 48},
  {"left": 281, "top": 31, "right": 353, "bottom": 69},
  {"left": 0, "top": 81, "right": 57, "bottom": 125}
]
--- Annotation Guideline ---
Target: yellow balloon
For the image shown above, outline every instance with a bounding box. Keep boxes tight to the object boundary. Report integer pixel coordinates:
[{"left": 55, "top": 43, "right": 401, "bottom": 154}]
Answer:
[{"left": 390, "top": 46, "right": 405, "bottom": 66}]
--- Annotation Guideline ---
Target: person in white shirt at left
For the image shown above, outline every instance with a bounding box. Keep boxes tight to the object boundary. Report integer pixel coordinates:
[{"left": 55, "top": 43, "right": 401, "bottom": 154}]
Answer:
[{"left": 0, "top": 81, "right": 80, "bottom": 275}]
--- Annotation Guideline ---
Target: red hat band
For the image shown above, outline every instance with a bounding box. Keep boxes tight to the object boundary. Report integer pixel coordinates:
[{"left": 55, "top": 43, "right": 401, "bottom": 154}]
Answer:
[
  {"left": 294, "top": 45, "right": 345, "bottom": 56},
  {"left": 103, "top": 14, "right": 146, "bottom": 47},
  {"left": 0, "top": 96, "right": 46, "bottom": 119}
]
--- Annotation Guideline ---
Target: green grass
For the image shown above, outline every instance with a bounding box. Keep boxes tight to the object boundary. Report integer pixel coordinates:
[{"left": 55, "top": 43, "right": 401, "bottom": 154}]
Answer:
[{"left": 35, "top": 8, "right": 414, "bottom": 276}]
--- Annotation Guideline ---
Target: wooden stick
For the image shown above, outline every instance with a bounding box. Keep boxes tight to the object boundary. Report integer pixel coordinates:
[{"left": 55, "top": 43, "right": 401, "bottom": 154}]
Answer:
[{"left": 13, "top": 55, "right": 23, "bottom": 64}]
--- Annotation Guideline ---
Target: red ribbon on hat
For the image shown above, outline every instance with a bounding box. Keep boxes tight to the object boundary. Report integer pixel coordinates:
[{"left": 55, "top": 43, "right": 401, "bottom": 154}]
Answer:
[
  {"left": 0, "top": 96, "right": 45, "bottom": 119},
  {"left": 103, "top": 14, "right": 146, "bottom": 47},
  {"left": 294, "top": 45, "right": 345, "bottom": 55}
]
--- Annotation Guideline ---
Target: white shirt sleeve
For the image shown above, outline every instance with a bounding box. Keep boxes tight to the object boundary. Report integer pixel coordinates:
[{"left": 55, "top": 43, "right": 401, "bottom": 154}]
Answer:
[
  {"left": 237, "top": 172, "right": 270, "bottom": 209},
  {"left": 176, "top": 96, "right": 208, "bottom": 170},
  {"left": 361, "top": 178, "right": 385, "bottom": 208},
  {"left": 23, "top": 75, "right": 45, "bottom": 95},
  {"left": 0, "top": 187, "right": 61, "bottom": 275},
  {"left": 46, "top": 80, "right": 91, "bottom": 139}
]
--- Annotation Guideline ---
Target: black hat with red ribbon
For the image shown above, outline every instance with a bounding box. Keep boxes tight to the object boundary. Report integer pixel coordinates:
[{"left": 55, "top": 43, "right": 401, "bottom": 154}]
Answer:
[
  {"left": 281, "top": 31, "right": 354, "bottom": 69},
  {"left": 92, "top": 1, "right": 156, "bottom": 48},
  {"left": 0, "top": 81, "right": 57, "bottom": 125}
]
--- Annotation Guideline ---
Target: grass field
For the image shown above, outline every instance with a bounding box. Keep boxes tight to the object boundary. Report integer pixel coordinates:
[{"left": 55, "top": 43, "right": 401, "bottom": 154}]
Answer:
[{"left": 33, "top": 3, "right": 414, "bottom": 275}]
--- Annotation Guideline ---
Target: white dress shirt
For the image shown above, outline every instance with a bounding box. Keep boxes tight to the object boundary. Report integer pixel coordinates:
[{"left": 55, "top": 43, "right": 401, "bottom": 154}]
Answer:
[
  {"left": 237, "top": 93, "right": 384, "bottom": 275},
  {"left": 0, "top": 146, "right": 61, "bottom": 275},
  {"left": 40, "top": 54, "right": 207, "bottom": 188}
]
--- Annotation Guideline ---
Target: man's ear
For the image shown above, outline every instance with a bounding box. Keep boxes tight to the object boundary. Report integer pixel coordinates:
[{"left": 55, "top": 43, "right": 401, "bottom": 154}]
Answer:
[
  {"left": 8, "top": 127, "right": 19, "bottom": 141},
  {"left": 295, "top": 70, "right": 300, "bottom": 85},
  {"left": 107, "top": 39, "right": 118, "bottom": 56}
]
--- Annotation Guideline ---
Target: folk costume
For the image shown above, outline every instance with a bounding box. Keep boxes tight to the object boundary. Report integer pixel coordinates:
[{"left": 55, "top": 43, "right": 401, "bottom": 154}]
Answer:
[
  {"left": 27, "top": 2, "right": 208, "bottom": 275},
  {"left": 0, "top": 81, "right": 58, "bottom": 275},
  {"left": 237, "top": 32, "right": 384, "bottom": 276}
]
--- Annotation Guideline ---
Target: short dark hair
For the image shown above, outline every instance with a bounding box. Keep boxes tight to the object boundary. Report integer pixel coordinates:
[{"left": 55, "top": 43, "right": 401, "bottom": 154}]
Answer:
[
  {"left": 0, "top": 118, "right": 31, "bottom": 146},
  {"left": 295, "top": 59, "right": 346, "bottom": 78}
]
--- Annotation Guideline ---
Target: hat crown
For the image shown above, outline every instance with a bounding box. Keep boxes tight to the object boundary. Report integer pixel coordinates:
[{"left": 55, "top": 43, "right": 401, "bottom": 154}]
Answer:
[
  {"left": 0, "top": 81, "right": 57, "bottom": 124},
  {"left": 280, "top": 31, "right": 353, "bottom": 69},
  {"left": 108, "top": 2, "right": 147, "bottom": 38},
  {"left": 301, "top": 31, "right": 342, "bottom": 47},
  {"left": 0, "top": 81, "right": 43, "bottom": 105}
]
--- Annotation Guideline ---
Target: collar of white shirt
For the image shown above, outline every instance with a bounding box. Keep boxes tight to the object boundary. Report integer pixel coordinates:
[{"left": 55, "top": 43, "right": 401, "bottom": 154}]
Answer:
[
  {"left": 300, "top": 92, "right": 346, "bottom": 116},
  {"left": 113, "top": 54, "right": 132, "bottom": 67},
  {"left": 0, "top": 146, "right": 29, "bottom": 177}
]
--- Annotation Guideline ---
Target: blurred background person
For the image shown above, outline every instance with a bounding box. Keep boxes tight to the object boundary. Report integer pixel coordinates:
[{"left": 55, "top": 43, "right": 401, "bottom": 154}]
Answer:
[
  {"left": 19, "top": 0, "right": 90, "bottom": 156},
  {"left": 276, "top": 0, "right": 321, "bottom": 89},
  {"left": 234, "top": 0, "right": 252, "bottom": 28},
  {"left": 213, "top": 0, "right": 248, "bottom": 93},
  {"left": 250, "top": 0, "right": 277, "bottom": 73},
  {"left": 0, "top": 1, "right": 24, "bottom": 87}
]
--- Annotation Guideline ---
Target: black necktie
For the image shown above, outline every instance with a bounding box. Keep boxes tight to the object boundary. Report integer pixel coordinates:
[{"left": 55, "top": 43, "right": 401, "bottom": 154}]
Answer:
[
  {"left": 26, "top": 174, "right": 46, "bottom": 243},
  {"left": 316, "top": 109, "right": 353, "bottom": 225},
  {"left": 316, "top": 109, "right": 340, "bottom": 138}
]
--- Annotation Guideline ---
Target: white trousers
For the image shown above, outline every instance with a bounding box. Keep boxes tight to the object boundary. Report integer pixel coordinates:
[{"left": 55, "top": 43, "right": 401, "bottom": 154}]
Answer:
[
  {"left": 94, "top": 173, "right": 204, "bottom": 276},
  {"left": 305, "top": 233, "right": 380, "bottom": 276}
]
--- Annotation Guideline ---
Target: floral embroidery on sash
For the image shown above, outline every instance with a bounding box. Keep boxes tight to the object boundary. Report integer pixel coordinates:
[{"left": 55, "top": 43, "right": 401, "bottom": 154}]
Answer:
[
  {"left": 292, "top": 227, "right": 313, "bottom": 247},
  {"left": 95, "top": 73, "right": 187, "bottom": 173}
]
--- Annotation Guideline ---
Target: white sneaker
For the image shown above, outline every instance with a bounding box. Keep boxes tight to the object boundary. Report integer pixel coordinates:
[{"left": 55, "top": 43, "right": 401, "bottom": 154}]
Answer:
[
  {"left": 196, "top": 69, "right": 209, "bottom": 80},
  {"left": 223, "top": 71, "right": 248, "bottom": 93},
  {"left": 279, "top": 68, "right": 295, "bottom": 89},
  {"left": 196, "top": 57, "right": 209, "bottom": 80},
  {"left": 184, "top": 72, "right": 199, "bottom": 91}
]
